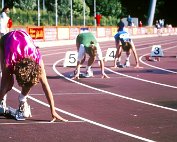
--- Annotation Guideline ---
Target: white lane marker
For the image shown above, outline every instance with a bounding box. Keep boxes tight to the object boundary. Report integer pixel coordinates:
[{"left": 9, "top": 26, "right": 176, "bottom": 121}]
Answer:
[
  {"left": 105, "top": 67, "right": 177, "bottom": 89},
  {"left": 139, "top": 45, "right": 177, "bottom": 74},
  {"left": 54, "top": 59, "right": 177, "bottom": 112},
  {"left": 30, "top": 92, "right": 103, "bottom": 96},
  {"left": 0, "top": 120, "right": 84, "bottom": 125},
  {"left": 7, "top": 38, "right": 177, "bottom": 142},
  {"left": 12, "top": 86, "right": 155, "bottom": 142}
]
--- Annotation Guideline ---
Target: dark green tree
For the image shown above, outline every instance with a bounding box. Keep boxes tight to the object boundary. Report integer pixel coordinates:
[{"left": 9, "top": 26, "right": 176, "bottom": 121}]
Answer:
[
  {"left": 73, "top": 0, "right": 90, "bottom": 17},
  {"left": 13, "top": 0, "right": 37, "bottom": 10},
  {"left": 86, "top": 0, "right": 123, "bottom": 18}
]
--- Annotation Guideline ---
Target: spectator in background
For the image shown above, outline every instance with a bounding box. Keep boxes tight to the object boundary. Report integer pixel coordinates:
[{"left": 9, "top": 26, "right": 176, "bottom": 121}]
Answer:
[
  {"left": 139, "top": 21, "right": 142, "bottom": 27},
  {"left": 0, "top": 6, "right": 11, "bottom": 37},
  {"left": 155, "top": 20, "right": 162, "bottom": 35},
  {"left": 159, "top": 19, "right": 165, "bottom": 28},
  {"left": 117, "top": 17, "right": 125, "bottom": 32},
  {"left": 127, "top": 15, "right": 132, "bottom": 26},
  {"left": 95, "top": 12, "right": 102, "bottom": 26}
]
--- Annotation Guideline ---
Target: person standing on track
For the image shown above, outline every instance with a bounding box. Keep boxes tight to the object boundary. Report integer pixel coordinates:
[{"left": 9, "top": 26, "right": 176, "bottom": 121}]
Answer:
[
  {"left": 72, "top": 32, "right": 109, "bottom": 79},
  {"left": 113, "top": 18, "right": 141, "bottom": 68},
  {"left": 0, "top": 30, "right": 68, "bottom": 122},
  {"left": 0, "top": 6, "right": 11, "bottom": 37}
]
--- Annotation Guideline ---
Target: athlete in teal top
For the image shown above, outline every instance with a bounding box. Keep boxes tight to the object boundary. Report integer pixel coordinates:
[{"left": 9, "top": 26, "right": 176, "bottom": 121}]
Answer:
[{"left": 72, "top": 32, "right": 109, "bottom": 79}]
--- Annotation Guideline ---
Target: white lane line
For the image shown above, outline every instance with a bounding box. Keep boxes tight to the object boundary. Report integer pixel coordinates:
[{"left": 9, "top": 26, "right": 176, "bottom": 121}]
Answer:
[
  {"left": 54, "top": 60, "right": 158, "bottom": 142},
  {"left": 139, "top": 45, "right": 177, "bottom": 74},
  {"left": 42, "top": 52, "right": 66, "bottom": 57},
  {"left": 30, "top": 92, "right": 103, "bottom": 96},
  {"left": 105, "top": 67, "right": 177, "bottom": 89},
  {"left": 54, "top": 59, "right": 177, "bottom": 112},
  {"left": 0, "top": 120, "right": 84, "bottom": 125},
  {"left": 12, "top": 87, "right": 155, "bottom": 142}
]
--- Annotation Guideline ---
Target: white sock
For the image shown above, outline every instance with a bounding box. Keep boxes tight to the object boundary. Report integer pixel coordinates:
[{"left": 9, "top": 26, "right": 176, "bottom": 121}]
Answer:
[
  {"left": 3, "top": 94, "right": 7, "bottom": 101},
  {"left": 126, "top": 54, "right": 130, "bottom": 61},
  {"left": 86, "top": 66, "right": 91, "bottom": 72}
]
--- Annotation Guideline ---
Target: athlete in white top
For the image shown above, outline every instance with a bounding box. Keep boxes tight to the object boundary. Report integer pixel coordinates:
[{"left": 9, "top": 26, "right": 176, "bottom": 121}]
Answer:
[{"left": 114, "top": 27, "right": 141, "bottom": 68}]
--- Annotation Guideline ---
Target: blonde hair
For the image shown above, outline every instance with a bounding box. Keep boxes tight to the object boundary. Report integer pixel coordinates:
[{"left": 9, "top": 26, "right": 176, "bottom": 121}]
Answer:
[{"left": 14, "top": 57, "right": 41, "bottom": 88}]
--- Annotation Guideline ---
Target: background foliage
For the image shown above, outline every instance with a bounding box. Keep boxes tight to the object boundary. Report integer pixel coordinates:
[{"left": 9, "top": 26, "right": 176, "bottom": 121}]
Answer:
[{"left": 1, "top": 0, "right": 176, "bottom": 26}]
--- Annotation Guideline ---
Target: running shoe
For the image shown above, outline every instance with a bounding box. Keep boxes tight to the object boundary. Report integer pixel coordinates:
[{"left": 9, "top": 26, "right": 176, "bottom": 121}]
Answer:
[
  {"left": 124, "top": 60, "right": 130, "bottom": 67},
  {"left": 16, "top": 101, "right": 32, "bottom": 120},
  {"left": 0, "top": 99, "right": 6, "bottom": 114},
  {"left": 85, "top": 70, "right": 93, "bottom": 77},
  {"left": 116, "top": 62, "right": 124, "bottom": 68}
]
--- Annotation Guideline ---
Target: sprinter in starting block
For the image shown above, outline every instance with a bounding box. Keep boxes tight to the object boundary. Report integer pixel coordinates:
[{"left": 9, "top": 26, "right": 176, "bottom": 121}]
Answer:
[
  {"left": 113, "top": 17, "right": 142, "bottom": 68},
  {"left": 0, "top": 30, "right": 68, "bottom": 122},
  {"left": 72, "top": 32, "right": 109, "bottom": 79}
]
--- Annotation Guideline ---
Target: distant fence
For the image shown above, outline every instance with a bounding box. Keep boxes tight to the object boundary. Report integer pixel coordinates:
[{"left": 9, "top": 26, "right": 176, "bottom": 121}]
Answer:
[{"left": 11, "top": 26, "right": 177, "bottom": 41}]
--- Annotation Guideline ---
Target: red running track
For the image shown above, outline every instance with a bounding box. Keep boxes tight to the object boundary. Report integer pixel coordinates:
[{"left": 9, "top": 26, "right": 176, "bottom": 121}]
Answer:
[{"left": 1, "top": 35, "right": 177, "bottom": 142}]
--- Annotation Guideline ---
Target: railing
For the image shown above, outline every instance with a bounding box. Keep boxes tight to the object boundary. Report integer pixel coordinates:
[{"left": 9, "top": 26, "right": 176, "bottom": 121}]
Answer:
[{"left": 11, "top": 26, "right": 177, "bottom": 42}]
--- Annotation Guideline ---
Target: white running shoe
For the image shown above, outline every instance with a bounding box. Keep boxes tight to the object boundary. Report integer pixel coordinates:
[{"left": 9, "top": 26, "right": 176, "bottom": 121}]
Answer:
[
  {"left": 124, "top": 60, "right": 130, "bottom": 67},
  {"left": 17, "top": 101, "right": 32, "bottom": 119},
  {"left": 0, "top": 99, "right": 7, "bottom": 114},
  {"left": 116, "top": 62, "right": 124, "bottom": 68},
  {"left": 85, "top": 70, "right": 93, "bottom": 77}
]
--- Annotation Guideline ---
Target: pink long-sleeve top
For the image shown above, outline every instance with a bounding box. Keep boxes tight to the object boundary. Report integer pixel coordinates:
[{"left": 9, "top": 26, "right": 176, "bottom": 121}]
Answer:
[{"left": 3, "top": 30, "right": 42, "bottom": 71}]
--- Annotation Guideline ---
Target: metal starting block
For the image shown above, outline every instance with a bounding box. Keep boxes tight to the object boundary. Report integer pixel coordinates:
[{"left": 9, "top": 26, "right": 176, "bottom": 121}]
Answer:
[
  {"left": 69, "top": 72, "right": 92, "bottom": 78},
  {"left": 145, "top": 56, "right": 160, "bottom": 61}
]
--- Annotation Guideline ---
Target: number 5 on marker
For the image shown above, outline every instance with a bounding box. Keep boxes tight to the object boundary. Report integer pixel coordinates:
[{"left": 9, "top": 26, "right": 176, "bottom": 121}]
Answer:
[
  {"left": 63, "top": 51, "right": 78, "bottom": 67},
  {"left": 104, "top": 48, "right": 117, "bottom": 61}
]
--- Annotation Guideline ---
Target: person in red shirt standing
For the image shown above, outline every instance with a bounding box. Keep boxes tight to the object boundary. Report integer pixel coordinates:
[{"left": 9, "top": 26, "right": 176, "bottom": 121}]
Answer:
[
  {"left": 95, "top": 12, "right": 102, "bottom": 26},
  {"left": 139, "top": 21, "right": 142, "bottom": 27}
]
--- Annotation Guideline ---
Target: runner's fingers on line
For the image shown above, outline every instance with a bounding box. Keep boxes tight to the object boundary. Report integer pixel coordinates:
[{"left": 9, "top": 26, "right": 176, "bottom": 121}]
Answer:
[
  {"left": 50, "top": 114, "right": 68, "bottom": 122},
  {"left": 111, "top": 66, "right": 118, "bottom": 69},
  {"left": 71, "top": 76, "right": 80, "bottom": 80},
  {"left": 134, "top": 65, "right": 143, "bottom": 69},
  {"left": 101, "top": 74, "right": 110, "bottom": 79}
]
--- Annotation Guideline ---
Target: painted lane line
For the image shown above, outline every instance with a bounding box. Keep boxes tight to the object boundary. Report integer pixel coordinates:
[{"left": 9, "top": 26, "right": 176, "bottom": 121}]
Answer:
[
  {"left": 12, "top": 86, "right": 155, "bottom": 142},
  {"left": 139, "top": 45, "right": 177, "bottom": 74},
  {"left": 105, "top": 67, "right": 177, "bottom": 89},
  {"left": 0, "top": 120, "right": 84, "bottom": 125},
  {"left": 55, "top": 59, "right": 177, "bottom": 112},
  {"left": 30, "top": 92, "right": 103, "bottom": 96},
  {"left": 7, "top": 38, "right": 177, "bottom": 142}
]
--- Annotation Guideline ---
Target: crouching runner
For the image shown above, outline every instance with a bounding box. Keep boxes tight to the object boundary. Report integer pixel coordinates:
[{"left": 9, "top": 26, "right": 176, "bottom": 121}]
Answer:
[
  {"left": 72, "top": 32, "right": 109, "bottom": 79},
  {"left": 0, "top": 30, "right": 68, "bottom": 122}
]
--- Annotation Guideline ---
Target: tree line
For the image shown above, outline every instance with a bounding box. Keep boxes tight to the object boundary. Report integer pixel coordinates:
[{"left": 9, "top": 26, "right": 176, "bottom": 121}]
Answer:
[{"left": 2, "top": 0, "right": 170, "bottom": 26}]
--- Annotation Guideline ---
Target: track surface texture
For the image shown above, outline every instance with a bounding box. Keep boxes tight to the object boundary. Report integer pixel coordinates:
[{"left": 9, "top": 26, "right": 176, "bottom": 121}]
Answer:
[{"left": 1, "top": 35, "right": 177, "bottom": 142}]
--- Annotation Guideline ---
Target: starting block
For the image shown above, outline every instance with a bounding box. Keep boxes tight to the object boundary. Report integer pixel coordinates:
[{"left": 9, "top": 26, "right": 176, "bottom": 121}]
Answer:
[
  {"left": 69, "top": 71, "right": 93, "bottom": 78},
  {"left": 145, "top": 45, "right": 163, "bottom": 61},
  {"left": 104, "top": 48, "right": 117, "bottom": 62},
  {"left": 1, "top": 106, "right": 32, "bottom": 121},
  {"left": 145, "top": 56, "right": 161, "bottom": 61},
  {"left": 63, "top": 51, "right": 78, "bottom": 67}
]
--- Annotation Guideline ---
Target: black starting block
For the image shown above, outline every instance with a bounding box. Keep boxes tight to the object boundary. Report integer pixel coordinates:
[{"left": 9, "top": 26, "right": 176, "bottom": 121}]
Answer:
[
  {"left": 145, "top": 56, "right": 160, "bottom": 61},
  {"left": 69, "top": 72, "right": 92, "bottom": 78}
]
